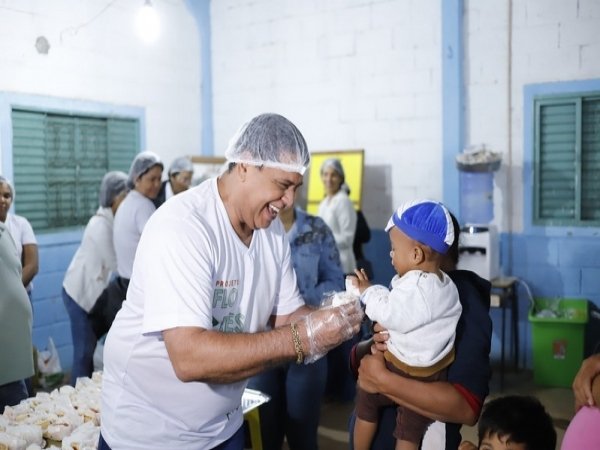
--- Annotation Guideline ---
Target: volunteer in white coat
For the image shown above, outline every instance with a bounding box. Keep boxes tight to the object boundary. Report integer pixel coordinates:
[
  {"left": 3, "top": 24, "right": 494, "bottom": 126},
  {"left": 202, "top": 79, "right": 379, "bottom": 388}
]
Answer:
[{"left": 62, "top": 171, "right": 128, "bottom": 385}]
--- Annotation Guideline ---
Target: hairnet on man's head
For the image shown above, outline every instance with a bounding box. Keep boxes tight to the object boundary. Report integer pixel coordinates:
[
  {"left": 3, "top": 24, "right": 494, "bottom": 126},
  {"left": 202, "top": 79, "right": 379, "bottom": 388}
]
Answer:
[
  {"left": 127, "top": 151, "right": 163, "bottom": 189},
  {"left": 224, "top": 113, "right": 310, "bottom": 175},
  {"left": 320, "top": 158, "right": 345, "bottom": 184},
  {"left": 99, "top": 171, "right": 128, "bottom": 207},
  {"left": 0, "top": 176, "right": 15, "bottom": 199},
  {"left": 169, "top": 156, "right": 194, "bottom": 175}
]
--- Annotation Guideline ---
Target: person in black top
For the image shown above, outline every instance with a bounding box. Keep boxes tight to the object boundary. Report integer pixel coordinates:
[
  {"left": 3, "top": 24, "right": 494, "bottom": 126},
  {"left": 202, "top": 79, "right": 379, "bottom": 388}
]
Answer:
[
  {"left": 353, "top": 209, "right": 373, "bottom": 279},
  {"left": 153, "top": 156, "right": 194, "bottom": 208}
]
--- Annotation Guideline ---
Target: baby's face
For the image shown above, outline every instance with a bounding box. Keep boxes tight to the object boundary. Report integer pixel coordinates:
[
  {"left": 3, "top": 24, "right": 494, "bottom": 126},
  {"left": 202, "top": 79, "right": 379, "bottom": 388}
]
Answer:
[
  {"left": 479, "top": 433, "right": 527, "bottom": 450},
  {"left": 388, "top": 227, "right": 415, "bottom": 276}
]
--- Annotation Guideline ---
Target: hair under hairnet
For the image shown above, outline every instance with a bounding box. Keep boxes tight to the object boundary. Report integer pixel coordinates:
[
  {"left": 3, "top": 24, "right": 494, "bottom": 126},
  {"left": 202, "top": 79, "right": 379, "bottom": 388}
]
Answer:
[
  {"left": 127, "top": 151, "right": 164, "bottom": 189},
  {"left": 320, "top": 158, "right": 345, "bottom": 184},
  {"left": 0, "top": 176, "right": 15, "bottom": 199},
  {"left": 169, "top": 156, "right": 194, "bottom": 175},
  {"left": 224, "top": 113, "right": 310, "bottom": 175},
  {"left": 99, "top": 171, "right": 128, "bottom": 208}
]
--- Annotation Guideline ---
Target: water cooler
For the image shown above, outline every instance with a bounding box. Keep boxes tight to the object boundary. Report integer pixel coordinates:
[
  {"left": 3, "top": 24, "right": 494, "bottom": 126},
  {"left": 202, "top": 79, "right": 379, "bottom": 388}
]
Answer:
[
  {"left": 458, "top": 225, "right": 500, "bottom": 280},
  {"left": 455, "top": 148, "right": 501, "bottom": 281}
]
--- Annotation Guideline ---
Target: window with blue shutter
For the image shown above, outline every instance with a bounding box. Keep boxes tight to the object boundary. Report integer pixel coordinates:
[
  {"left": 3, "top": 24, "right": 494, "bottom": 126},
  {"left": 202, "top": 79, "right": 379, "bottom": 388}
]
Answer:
[
  {"left": 533, "top": 93, "right": 600, "bottom": 226},
  {"left": 11, "top": 109, "right": 139, "bottom": 232}
]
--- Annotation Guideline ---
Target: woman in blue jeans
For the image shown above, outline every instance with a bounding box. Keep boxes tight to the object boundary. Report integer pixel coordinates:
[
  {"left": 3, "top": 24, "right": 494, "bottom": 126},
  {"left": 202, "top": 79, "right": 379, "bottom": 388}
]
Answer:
[
  {"left": 248, "top": 204, "right": 345, "bottom": 450},
  {"left": 62, "top": 172, "right": 128, "bottom": 385},
  {"left": 348, "top": 213, "right": 493, "bottom": 450}
]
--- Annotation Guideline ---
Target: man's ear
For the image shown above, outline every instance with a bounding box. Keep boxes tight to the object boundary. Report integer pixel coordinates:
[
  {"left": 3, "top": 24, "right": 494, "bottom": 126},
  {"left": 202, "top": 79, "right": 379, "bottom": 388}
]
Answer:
[{"left": 237, "top": 162, "right": 248, "bottom": 181}]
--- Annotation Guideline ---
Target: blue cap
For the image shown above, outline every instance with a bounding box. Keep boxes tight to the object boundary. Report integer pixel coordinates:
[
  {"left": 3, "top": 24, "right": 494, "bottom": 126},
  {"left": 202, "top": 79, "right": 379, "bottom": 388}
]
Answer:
[{"left": 385, "top": 200, "right": 454, "bottom": 254}]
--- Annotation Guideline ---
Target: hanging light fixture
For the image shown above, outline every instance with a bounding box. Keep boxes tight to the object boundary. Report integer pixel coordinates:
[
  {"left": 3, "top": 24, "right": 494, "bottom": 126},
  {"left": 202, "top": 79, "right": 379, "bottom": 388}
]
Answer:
[{"left": 135, "top": 0, "right": 160, "bottom": 44}]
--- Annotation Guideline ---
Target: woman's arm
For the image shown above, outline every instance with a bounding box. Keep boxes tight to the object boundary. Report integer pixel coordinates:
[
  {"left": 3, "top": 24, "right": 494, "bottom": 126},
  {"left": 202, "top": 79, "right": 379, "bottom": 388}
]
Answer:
[
  {"left": 573, "top": 353, "right": 600, "bottom": 410},
  {"left": 21, "top": 243, "right": 39, "bottom": 287}
]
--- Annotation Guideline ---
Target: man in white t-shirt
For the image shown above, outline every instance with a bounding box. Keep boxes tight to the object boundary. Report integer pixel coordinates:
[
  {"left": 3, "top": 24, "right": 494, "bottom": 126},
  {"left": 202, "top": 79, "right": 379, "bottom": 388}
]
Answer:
[{"left": 100, "top": 113, "right": 363, "bottom": 450}]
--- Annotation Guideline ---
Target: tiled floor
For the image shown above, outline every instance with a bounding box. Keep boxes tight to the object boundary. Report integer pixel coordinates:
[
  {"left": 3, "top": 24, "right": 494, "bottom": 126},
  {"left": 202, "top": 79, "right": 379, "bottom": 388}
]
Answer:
[{"left": 311, "top": 368, "right": 573, "bottom": 450}]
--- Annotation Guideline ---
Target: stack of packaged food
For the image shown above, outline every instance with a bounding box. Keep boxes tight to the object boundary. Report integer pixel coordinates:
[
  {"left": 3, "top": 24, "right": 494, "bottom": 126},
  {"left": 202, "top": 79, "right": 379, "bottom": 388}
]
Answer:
[{"left": 0, "top": 372, "right": 102, "bottom": 450}]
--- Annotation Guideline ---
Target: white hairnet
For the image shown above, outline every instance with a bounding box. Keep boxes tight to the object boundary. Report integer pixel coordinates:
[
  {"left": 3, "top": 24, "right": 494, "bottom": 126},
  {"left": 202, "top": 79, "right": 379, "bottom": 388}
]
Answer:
[
  {"left": 224, "top": 113, "right": 310, "bottom": 175},
  {"left": 320, "top": 158, "right": 345, "bottom": 184},
  {"left": 99, "top": 171, "right": 128, "bottom": 207},
  {"left": 0, "top": 176, "right": 15, "bottom": 199},
  {"left": 127, "top": 151, "right": 163, "bottom": 189},
  {"left": 169, "top": 156, "right": 194, "bottom": 175}
]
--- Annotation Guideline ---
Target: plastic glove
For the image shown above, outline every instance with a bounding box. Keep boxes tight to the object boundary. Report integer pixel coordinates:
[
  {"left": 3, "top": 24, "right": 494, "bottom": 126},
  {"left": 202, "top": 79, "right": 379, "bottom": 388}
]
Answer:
[{"left": 300, "top": 299, "right": 364, "bottom": 364}]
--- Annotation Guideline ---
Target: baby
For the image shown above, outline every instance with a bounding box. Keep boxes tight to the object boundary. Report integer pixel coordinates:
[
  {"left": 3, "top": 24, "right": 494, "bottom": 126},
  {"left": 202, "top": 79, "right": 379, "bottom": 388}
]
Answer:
[{"left": 349, "top": 200, "right": 462, "bottom": 450}]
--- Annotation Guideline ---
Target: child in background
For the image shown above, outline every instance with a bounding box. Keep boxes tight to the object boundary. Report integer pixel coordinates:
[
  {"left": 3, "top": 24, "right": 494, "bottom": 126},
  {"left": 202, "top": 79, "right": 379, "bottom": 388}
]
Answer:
[
  {"left": 458, "top": 395, "right": 556, "bottom": 450},
  {"left": 350, "top": 200, "right": 462, "bottom": 450}
]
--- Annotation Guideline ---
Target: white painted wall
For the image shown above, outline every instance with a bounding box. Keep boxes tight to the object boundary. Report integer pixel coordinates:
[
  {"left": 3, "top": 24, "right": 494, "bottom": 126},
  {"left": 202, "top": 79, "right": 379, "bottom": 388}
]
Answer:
[
  {"left": 1, "top": 0, "right": 598, "bottom": 230},
  {"left": 211, "top": 0, "right": 443, "bottom": 228},
  {"left": 211, "top": 0, "right": 600, "bottom": 230},
  {"left": 466, "top": 0, "right": 600, "bottom": 233},
  {"left": 0, "top": 0, "right": 201, "bottom": 173}
]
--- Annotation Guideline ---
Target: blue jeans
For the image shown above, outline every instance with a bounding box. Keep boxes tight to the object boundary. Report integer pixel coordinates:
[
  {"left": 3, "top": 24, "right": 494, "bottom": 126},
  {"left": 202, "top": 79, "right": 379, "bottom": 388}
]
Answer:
[
  {"left": 62, "top": 288, "right": 97, "bottom": 386},
  {"left": 0, "top": 379, "right": 28, "bottom": 414},
  {"left": 98, "top": 426, "right": 244, "bottom": 450},
  {"left": 325, "top": 335, "right": 359, "bottom": 403},
  {"left": 247, "top": 357, "right": 327, "bottom": 450}
]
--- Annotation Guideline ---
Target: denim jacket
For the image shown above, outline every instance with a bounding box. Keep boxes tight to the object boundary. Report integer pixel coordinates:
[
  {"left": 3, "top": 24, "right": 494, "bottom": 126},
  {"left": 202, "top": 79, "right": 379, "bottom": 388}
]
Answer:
[{"left": 287, "top": 208, "right": 345, "bottom": 306}]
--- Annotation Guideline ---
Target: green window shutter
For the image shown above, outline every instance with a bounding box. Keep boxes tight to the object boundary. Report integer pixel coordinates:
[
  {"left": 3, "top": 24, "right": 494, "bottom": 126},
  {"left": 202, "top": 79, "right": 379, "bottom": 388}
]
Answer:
[
  {"left": 12, "top": 109, "right": 140, "bottom": 233},
  {"left": 581, "top": 97, "right": 600, "bottom": 221},
  {"left": 12, "top": 110, "right": 48, "bottom": 230},
  {"left": 534, "top": 93, "right": 600, "bottom": 227},
  {"left": 107, "top": 118, "right": 139, "bottom": 172},
  {"left": 46, "top": 114, "right": 109, "bottom": 229},
  {"left": 534, "top": 100, "right": 578, "bottom": 223}
]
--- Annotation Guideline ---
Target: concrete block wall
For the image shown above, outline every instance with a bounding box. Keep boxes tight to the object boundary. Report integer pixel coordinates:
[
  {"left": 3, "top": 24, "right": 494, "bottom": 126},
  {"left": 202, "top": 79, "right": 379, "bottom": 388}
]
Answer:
[
  {"left": 30, "top": 232, "right": 81, "bottom": 371},
  {"left": 466, "top": 0, "right": 600, "bottom": 234},
  {"left": 1, "top": 0, "right": 599, "bottom": 373},
  {"left": 0, "top": 0, "right": 202, "bottom": 175},
  {"left": 0, "top": 0, "right": 202, "bottom": 371},
  {"left": 211, "top": 0, "right": 444, "bottom": 228}
]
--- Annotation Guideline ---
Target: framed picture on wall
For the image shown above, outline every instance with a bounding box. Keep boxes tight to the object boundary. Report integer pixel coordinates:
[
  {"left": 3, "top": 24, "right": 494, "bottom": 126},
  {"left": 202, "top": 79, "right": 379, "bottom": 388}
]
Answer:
[
  {"left": 189, "top": 156, "right": 227, "bottom": 186},
  {"left": 305, "top": 149, "right": 365, "bottom": 215}
]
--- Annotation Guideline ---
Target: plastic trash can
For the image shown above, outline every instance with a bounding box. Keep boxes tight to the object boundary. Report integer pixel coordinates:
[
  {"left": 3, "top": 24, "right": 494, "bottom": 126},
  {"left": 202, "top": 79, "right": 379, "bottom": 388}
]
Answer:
[{"left": 529, "top": 298, "right": 588, "bottom": 387}]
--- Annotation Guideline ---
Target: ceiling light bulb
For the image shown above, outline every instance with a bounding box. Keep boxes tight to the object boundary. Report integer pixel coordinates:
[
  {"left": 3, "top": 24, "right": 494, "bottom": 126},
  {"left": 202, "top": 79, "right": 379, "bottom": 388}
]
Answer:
[{"left": 135, "top": 0, "right": 160, "bottom": 44}]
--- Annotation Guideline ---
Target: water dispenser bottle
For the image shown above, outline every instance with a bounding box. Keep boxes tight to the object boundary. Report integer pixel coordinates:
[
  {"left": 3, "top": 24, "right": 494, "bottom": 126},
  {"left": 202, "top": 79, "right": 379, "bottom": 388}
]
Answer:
[
  {"left": 456, "top": 146, "right": 502, "bottom": 225},
  {"left": 460, "top": 171, "right": 494, "bottom": 224}
]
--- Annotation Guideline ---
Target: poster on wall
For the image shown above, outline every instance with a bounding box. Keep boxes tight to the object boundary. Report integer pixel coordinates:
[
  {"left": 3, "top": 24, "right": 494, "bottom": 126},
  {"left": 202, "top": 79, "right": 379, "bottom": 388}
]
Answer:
[
  {"left": 306, "top": 149, "right": 364, "bottom": 215},
  {"left": 189, "top": 156, "right": 226, "bottom": 186}
]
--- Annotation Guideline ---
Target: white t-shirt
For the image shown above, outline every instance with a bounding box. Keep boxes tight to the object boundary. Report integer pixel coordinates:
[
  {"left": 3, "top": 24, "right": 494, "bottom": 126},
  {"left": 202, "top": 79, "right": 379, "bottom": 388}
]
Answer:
[
  {"left": 113, "top": 189, "right": 156, "bottom": 279},
  {"left": 5, "top": 213, "right": 37, "bottom": 291},
  {"left": 63, "top": 207, "right": 117, "bottom": 312},
  {"left": 165, "top": 180, "right": 174, "bottom": 201},
  {"left": 317, "top": 190, "right": 357, "bottom": 274},
  {"left": 101, "top": 178, "right": 304, "bottom": 450},
  {"left": 363, "top": 270, "right": 462, "bottom": 367}
]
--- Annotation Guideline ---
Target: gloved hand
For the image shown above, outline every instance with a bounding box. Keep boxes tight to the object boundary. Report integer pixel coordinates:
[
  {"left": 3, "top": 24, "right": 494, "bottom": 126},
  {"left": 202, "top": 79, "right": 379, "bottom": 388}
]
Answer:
[
  {"left": 299, "top": 299, "right": 364, "bottom": 364},
  {"left": 321, "top": 278, "right": 361, "bottom": 308}
]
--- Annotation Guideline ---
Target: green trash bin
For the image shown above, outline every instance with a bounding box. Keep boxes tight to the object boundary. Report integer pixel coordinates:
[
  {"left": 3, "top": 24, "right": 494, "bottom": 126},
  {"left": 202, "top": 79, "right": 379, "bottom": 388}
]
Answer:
[{"left": 529, "top": 298, "right": 588, "bottom": 387}]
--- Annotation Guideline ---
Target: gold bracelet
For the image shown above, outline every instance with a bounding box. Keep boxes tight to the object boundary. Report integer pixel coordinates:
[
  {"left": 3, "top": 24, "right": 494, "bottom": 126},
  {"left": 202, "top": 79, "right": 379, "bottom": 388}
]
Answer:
[{"left": 290, "top": 322, "right": 304, "bottom": 364}]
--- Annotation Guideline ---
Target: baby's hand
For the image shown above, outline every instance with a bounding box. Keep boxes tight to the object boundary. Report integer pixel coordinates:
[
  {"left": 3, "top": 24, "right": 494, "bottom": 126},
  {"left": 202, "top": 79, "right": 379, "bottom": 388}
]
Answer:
[{"left": 348, "top": 268, "right": 371, "bottom": 294}]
